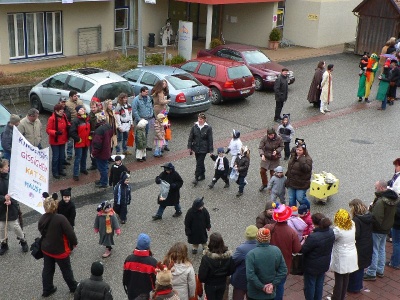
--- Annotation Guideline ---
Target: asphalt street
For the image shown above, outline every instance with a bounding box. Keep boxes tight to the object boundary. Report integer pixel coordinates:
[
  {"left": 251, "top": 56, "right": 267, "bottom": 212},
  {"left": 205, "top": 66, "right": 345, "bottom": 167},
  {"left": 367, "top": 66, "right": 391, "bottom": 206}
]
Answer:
[{"left": 1, "top": 52, "right": 399, "bottom": 299}]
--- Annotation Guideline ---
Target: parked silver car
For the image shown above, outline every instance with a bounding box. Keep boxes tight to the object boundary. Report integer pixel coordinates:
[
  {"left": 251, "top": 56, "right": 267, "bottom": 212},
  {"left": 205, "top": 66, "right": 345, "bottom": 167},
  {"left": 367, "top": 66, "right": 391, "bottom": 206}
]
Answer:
[
  {"left": 121, "top": 66, "right": 211, "bottom": 116},
  {"left": 0, "top": 103, "right": 11, "bottom": 154},
  {"left": 29, "top": 68, "right": 134, "bottom": 112}
]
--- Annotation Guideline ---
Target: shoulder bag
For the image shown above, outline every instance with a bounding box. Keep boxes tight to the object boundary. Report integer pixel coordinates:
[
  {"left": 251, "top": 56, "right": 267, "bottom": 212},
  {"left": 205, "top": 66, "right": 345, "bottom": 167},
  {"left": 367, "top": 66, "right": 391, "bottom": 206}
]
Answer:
[{"left": 30, "top": 215, "right": 53, "bottom": 260}]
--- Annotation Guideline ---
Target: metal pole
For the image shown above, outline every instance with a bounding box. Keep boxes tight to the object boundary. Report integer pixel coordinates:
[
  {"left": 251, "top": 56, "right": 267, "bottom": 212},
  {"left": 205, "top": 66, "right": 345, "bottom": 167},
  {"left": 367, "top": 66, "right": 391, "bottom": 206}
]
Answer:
[
  {"left": 137, "top": 0, "right": 143, "bottom": 66},
  {"left": 122, "top": 29, "right": 127, "bottom": 57},
  {"left": 205, "top": 4, "right": 213, "bottom": 50}
]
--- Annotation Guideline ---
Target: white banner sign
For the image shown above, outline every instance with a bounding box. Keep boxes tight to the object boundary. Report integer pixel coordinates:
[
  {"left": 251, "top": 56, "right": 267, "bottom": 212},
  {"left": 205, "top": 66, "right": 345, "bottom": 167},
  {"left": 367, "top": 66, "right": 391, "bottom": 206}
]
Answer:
[
  {"left": 178, "top": 21, "right": 193, "bottom": 61},
  {"left": 8, "top": 127, "right": 49, "bottom": 214}
]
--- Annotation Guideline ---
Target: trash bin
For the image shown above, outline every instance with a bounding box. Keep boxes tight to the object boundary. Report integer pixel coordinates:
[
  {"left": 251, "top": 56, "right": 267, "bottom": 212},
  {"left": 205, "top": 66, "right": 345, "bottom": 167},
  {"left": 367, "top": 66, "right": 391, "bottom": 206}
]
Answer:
[{"left": 148, "top": 33, "right": 155, "bottom": 47}]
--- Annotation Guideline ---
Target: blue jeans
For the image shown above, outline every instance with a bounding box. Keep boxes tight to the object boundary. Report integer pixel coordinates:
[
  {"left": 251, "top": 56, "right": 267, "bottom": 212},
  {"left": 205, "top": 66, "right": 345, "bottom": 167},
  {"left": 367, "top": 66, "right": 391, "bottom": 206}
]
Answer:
[
  {"left": 156, "top": 203, "right": 181, "bottom": 216},
  {"left": 390, "top": 228, "right": 400, "bottom": 267},
  {"left": 67, "top": 139, "right": 73, "bottom": 157},
  {"left": 116, "top": 131, "right": 128, "bottom": 153},
  {"left": 303, "top": 272, "right": 325, "bottom": 300},
  {"left": 237, "top": 175, "right": 246, "bottom": 193},
  {"left": 288, "top": 187, "right": 310, "bottom": 209},
  {"left": 381, "top": 95, "right": 387, "bottom": 110},
  {"left": 51, "top": 144, "right": 66, "bottom": 176},
  {"left": 366, "top": 232, "right": 386, "bottom": 276},
  {"left": 96, "top": 158, "right": 108, "bottom": 186},
  {"left": 274, "top": 275, "right": 286, "bottom": 300},
  {"left": 73, "top": 147, "right": 88, "bottom": 176}
]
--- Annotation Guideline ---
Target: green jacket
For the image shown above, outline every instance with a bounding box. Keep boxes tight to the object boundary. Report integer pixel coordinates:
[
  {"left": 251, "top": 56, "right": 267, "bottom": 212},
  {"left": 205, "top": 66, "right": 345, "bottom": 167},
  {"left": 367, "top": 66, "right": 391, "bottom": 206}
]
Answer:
[
  {"left": 370, "top": 189, "right": 399, "bottom": 234},
  {"left": 246, "top": 243, "right": 287, "bottom": 300},
  {"left": 136, "top": 128, "right": 146, "bottom": 149}
]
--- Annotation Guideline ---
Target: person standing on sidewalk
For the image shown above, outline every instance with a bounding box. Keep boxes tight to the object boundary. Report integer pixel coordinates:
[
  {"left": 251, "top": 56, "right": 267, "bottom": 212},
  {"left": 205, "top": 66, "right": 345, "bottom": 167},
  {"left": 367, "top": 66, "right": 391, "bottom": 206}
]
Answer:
[
  {"left": 273, "top": 68, "right": 289, "bottom": 122},
  {"left": 307, "top": 61, "right": 325, "bottom": 108},
  {"left": 320, "top": 64, "right": 334, "bottom": 114},
  {"left": 115, "top": 93, "right": 133, "bottom": 156},
  {"left": 103, "top": 99, "right": 118, "bottom": 155},
  {"left": 65, "top": 90, "right": 83, "bottom": 160},
  {"left": 18, "top": 108, "right": 42, "bottom": 148},
  {"left": 92, "top": 113, "right": 114, "bottom": 189},
  {"left": 364, "top": 180, "right": 399, "bottom": 281},
  {"left": 388, "top": 158, "right": 400, "bottom": 194},
  {"left": 69, "top": 105, "right": 91, "bottom": 181},
  {"left": 387, "top": 200, "right": 400, "bottom": 270},
  {"left": 187, "top": 113, "right": 214, "bottom": 186},
  {"left": 1, "top": 114, "right": 20, "bottom": 162},
  {"left": 132, "top": 86, "right": 154, "bottom": 151},
  {"left": 88, "top": 101, "right": 101, "bottom": 171},
  {"left": 152, "top": 162, "right": 184, "bottom": 221}
]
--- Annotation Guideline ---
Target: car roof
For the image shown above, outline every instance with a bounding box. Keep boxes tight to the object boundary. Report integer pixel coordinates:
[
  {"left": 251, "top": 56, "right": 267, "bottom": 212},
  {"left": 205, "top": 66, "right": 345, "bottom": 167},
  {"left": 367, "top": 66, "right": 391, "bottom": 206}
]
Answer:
[
  {"left": 219, "top": 43, "right": 260, "bottom": 51},
  {"left": 188, "top": 56, "right": 245, "bottom": 67},
  {"left": 137, "top": 65, "right": 186, "bottom": 75},
  {"left": 63, "top": 68, "right": 127, "bottom": 84}
]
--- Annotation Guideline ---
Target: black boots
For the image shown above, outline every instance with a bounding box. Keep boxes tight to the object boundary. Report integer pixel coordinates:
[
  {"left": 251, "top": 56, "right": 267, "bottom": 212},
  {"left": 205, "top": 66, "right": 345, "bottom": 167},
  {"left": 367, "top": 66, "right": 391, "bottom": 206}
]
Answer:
[
  {"left": 20, "top": 239, "right": 29, "bottom": 252},
  {"left": 208, "top": 181, "right": 215, "bottom": 189},
  {"left": 0, "top": 241, "right": 9, "bottom": 255}
]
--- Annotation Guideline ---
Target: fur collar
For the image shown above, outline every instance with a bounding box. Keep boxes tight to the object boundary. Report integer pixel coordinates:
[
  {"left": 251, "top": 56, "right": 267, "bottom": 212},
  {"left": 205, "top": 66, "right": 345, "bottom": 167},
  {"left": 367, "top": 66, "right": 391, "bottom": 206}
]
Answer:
[{"left": 202, "top": 249, "right": 232, "bottom": 259}]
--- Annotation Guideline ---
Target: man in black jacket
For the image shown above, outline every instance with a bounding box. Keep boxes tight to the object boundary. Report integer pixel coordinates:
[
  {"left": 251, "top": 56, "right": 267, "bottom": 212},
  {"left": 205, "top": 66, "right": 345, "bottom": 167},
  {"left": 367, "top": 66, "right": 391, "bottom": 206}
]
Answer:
[
  {"left": 187, "top": 113, "right": 214, "bottom": 186},
  {"left": 273, "top": 68, "right": 289, "bottom": 122}
]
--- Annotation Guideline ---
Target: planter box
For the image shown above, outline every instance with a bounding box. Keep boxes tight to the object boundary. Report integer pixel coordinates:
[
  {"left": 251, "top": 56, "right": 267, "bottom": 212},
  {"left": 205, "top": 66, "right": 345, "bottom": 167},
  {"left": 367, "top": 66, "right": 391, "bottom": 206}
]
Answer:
[{"left": 268, "top": 40, "right": 280, "bottom": 50}]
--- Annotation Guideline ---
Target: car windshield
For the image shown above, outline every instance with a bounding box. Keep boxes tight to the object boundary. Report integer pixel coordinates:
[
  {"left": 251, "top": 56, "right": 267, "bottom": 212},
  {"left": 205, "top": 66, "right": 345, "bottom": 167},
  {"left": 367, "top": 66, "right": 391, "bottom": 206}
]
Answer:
[
  {"left": 0, "top": 105, "right": 10, "bottom": 126},
  {"left": 227, "top": 66, "right": 252, "bottom": 79},
  {"left": 93, "top": 81, "right": 134, "bottom": 101},
  {"left": 242, "top": 50, "right": 271, "bottom": 64},
  {"left": 165, "top": 74, "right": 202, "bottom": 90}
]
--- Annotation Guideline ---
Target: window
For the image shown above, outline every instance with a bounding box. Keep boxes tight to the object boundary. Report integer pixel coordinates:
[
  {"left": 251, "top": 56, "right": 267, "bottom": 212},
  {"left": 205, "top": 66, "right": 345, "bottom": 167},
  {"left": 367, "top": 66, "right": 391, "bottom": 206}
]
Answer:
[
  {"left": 65, "top": 76, "right": 86, "bottom": 93},
  {"left": 166, "top": 74, "right": 201, "bottom": 90},
  {"left": 123, "top": 69, "right": 142, "bottom": 82},
  {"left": 47, "top": 73, "right": 69, "bottom": 90},
  {"left": 115, "top": 8, "right": 129, "bottom": 30},
  {"left": 94, "top": 82, "right": 134, "bottom": 102},
  {"left": 8, "top": 11, "right": 62, "bottom": 60},
  {"left": 180, "top": 61, "right": 199, "bottom": 73},
  {"left": 227, "top": 66, "right": 252, "bottom": 80},
  {"left": 198, "top": 63, "right": 216, "bottom": 77},
  {"left": 140, "top": 72, "right": 159, "bottom": 86}
]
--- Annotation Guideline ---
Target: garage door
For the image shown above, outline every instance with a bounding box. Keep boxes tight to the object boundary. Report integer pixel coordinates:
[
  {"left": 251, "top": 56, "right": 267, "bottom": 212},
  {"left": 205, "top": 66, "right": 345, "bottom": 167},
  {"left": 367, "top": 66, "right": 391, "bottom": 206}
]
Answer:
[{"left": 78, "top": 26, "right": 101, "bottom": 55}]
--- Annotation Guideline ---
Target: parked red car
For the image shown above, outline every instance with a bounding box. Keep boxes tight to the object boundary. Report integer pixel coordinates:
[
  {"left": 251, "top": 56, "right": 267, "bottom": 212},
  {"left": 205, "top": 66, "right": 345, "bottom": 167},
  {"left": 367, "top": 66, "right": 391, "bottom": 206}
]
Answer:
[
  {"left": 197, "top": 43, "right": 295, "bottom": 91},
  {"left": 175, "top": 57, "right": 255, "bottom": 104}
]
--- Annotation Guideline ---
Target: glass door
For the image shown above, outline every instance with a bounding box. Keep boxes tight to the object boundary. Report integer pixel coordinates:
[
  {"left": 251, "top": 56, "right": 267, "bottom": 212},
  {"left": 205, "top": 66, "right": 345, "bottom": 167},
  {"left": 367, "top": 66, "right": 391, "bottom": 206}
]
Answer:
[
  {"left": 46, "top": 12, "right": 63, "bottom": 54},
  {"left": 26, "top": 12, "right": 45, "bottom": 57},
  {"left": 7, "top": 13, "right": 25, "bottom": 59}
]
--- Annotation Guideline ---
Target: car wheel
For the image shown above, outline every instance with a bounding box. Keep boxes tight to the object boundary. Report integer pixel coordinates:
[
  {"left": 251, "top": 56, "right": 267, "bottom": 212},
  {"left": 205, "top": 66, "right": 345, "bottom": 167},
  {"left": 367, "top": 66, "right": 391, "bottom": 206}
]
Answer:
[
  {"left": 254, "top": 76, "right": 263, "bottom": 91},
  {"left": 30, "top": 94, "right": 43, "bottom": 112},
  {"left": 210, "top": 87, "right": 222, "bottom": 105}
]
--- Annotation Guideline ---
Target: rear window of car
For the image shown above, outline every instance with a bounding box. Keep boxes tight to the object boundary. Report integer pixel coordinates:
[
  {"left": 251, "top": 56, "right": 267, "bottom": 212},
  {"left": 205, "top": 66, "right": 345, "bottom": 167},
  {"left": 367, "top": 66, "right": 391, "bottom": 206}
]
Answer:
[
  {"left": 227, "top": 65, "right": 252, "bottom": 79},
  {"left": 165, "top": 74, "right": 202, "bottom": 90},
  {"left": 93, "top": 81, "right": 134, "bottom": 101}
]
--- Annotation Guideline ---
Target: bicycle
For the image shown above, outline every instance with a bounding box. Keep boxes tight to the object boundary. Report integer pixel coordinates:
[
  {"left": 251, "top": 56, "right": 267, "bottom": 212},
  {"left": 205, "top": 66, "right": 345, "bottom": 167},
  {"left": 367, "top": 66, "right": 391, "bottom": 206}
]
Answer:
[{"left": 279, "top": 38, "right": 295, "bottom": 48}]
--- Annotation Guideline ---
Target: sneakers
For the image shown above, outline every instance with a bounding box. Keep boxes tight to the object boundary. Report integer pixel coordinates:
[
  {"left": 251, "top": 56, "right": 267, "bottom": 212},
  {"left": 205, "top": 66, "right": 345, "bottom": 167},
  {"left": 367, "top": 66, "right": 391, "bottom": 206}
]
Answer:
[
  {"left": 102, "top": 248, "right": 112, "bottom": 258},
  {"left": 208, "top": 182, "right": 215, "bottom": 189},
  {"left": 172, "top": 211, "right": 182, "bottom": 217},
  {"left": 152, "top": 215, "right": 162, "bottom": 220},
  {"left": 236, "top": 192, "right": 243, "bottom": 197},
  {"left": 363, "top": 274, "right": 376, "bottom": 281},
  {"left": 223, "top": 183, "right": 230, "bottom": 188},
  {"left": 259, "top": 185, "right": 267, "bottom": 192},
  {"left": 320, "top": 110, "right": 325, "bottom": 114},
  {"left": 365, "top": 99, "right": 371, "bottom": 103},
  {"left": 377, "top": 272, "right": 384, "bottom": 278},
  {"left": 121, "top": 220, "right": 126, "bottom": 224},
  {"left": 20, "top": 240, "right": 29, "bottom": 252},
  {"left": 163, "top": 146, "right": 170, "bottom": 151},
  {"left": 386, "top": 261, "right": 400, "bottom": 270},
  {"left": 324, "top": 109, "right": 331, "bottom": 112},
  {"left": 358, "top": 97, "right": 363, "bottom": 102},
  {"left": 42, "top": 286, "right": 57, "bottom": 297}
]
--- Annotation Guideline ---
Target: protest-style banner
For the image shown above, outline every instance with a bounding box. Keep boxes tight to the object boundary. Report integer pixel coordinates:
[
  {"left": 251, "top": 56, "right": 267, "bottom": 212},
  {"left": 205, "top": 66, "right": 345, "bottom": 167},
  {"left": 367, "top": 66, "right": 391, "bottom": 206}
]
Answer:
[{"left": 8, "top": 126, "right": 49, "bottom": 214}]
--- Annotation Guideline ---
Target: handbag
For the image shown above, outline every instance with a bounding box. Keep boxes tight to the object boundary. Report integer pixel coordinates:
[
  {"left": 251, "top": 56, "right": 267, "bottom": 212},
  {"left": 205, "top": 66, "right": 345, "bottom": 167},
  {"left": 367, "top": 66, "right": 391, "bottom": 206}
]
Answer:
[
  {"left": 290, "top": 253, "right": 304, "bottom": 275},
  {"left": 127, "top": 128, "right": 135, "bottom": 147},
  {"left": 30, "top": 215, "right": 53, "bottom": 260},
  {"left": 165, "top": 127, "right": 172, "bottom": 141},
  {"left": 229, "top": 168, "right": 239, "bottom": 181},
  {"left": 189, "top": 274, "right": 203, "bottom": 300}
]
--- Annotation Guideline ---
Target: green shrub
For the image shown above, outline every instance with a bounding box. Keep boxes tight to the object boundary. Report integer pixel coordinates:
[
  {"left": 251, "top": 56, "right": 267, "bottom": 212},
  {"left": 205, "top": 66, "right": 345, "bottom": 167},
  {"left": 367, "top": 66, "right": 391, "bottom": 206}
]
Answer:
[
  {"left": 269, "top": 28, "right": 282, "bottom": 41},
  {"left": 166, "top": 55, "right": 187, "bottom": 66},
  {"left": 146, "top": 53, "right": 163, "bottom": 65},
  {"left": 209, "top": 38, "right": 223, "bottom": 49}
]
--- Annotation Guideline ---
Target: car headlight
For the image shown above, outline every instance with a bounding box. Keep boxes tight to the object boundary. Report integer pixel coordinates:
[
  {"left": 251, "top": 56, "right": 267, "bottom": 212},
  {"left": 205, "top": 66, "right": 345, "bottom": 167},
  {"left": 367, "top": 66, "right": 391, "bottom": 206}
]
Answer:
[{"left": 266, "top": 75, "right": 278, "bottom": 81}]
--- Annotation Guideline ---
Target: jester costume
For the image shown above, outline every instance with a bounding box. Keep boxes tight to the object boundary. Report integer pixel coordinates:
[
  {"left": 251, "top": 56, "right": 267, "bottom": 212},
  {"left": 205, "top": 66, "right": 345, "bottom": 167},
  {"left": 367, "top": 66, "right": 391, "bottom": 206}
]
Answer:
[{"left": 357, "top": 53, "right": 379, "bottom": 102}]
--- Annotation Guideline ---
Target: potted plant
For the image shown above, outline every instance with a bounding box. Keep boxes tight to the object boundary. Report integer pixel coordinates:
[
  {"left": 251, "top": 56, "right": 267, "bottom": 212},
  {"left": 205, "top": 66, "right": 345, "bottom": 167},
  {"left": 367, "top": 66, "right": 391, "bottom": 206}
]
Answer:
[{"left": 268, "top": 27, "right": 282, "bottom": 50}]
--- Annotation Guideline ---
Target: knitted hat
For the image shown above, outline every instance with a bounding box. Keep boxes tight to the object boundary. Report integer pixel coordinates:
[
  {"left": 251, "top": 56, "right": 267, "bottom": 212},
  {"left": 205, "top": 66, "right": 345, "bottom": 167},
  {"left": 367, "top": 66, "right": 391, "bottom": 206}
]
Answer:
[
  {"left": 114, "top": 155, "right": 122, "bottom": 162},
  {"left": 256, "top": 228, "right": 271, "bottom": 243},
  {"left": 291, "top": 206, "right": 298, "bottom": 216},
  {"left": 51, "top": 193, "right": 58, "bottom": 201},
  {"left": 161, "top": 162, "right": 175, "bottom": 170},
  {"left": 155, "top": 263, "right": 173, "bottom": 286},
  {"left": 233, "top": 129, "right": 240, "bottom": 139},
  {"left": 193, "top": 197, "right": 204, "bottom": 209},
  {"left": 217, "top": 147, "right": 224, "bottom": 154},
  {"left": 274, "top": 166, "right": 284, "bottom": 173},
  {"left": 267, "top": 128, "right": 276, "bottom": 135},
  {"left": 97, "top": 200, "right": 112, "bottom": 212},
  {"left": 137, "top": 119, "right": 148, "bottom": 128},
  {"left": 120, "top": 171, "right": 130, "bottom": 183},
  {"left": 60, "top": 187, "right": 72, "bottom": 197},
  {"left": 91, "top": 261, "right": 104, "bottom": 276},
  {"left": 9, "top": 114, "right": 20, "bottom": 124},
  {"left": 136, "top": 233, "right": 151, "bottom": 250},
  {"left": 298, "top": 204, "right": 308, "bottom": 215},
  {"left": 245, "top": 225, "right": 258, "bottom": 240},
  {"left": 272, "top": 204, "right": 292, "bottom": 222},
  {"left": 75, "top": 105, "right": 84, "bottom": 113}
]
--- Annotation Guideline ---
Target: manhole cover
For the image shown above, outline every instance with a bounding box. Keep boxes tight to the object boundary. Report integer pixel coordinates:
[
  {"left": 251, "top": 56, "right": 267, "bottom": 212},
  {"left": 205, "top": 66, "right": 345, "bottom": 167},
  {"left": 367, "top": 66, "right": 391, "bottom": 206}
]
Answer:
[{"left": 349, "top": 139, "right": 373, "bottom": 145}]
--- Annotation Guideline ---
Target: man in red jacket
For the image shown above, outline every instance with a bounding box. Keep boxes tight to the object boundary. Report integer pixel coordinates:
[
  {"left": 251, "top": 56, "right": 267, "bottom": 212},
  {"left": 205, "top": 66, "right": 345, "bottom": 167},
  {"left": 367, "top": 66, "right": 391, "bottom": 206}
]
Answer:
[{"left": 92, "top": 112, "right": 113, "bottom": 188}]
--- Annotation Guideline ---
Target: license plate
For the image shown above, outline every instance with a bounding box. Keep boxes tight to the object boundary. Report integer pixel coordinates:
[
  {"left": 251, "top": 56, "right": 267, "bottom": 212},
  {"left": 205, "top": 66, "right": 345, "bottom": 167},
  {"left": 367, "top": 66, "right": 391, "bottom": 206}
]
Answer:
[
  {"left": 193, "top": 94, "right": 205, "bottom": 101},
  {"left": 240, "top": 89, "right": 250, "bottom": 94}
]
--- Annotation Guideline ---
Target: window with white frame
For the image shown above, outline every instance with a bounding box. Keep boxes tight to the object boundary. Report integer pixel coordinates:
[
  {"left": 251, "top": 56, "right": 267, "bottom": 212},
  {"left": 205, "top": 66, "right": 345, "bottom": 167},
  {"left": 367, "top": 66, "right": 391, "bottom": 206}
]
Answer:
[{"left": 7, "top": 11, "right": 62, "bottom": 60}]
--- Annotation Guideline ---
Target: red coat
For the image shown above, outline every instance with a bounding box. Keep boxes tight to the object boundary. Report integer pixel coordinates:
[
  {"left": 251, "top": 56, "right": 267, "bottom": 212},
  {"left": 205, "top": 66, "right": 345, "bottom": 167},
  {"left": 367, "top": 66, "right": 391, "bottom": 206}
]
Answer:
[
  {"left": 69, "top": 115, "right": 91, "bottom": 148},
  {"left": 46, "top": 113, "right": 69, "bottom": 145},
  {"left": 300, "top": 212, "right": 314, "bottom": 236}
]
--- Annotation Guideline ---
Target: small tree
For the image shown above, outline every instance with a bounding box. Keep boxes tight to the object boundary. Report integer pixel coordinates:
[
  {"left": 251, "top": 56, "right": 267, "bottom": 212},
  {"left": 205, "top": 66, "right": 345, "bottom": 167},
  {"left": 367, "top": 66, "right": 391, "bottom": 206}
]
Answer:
[
  {"left": 269, "top": 28, "right": 282, "bottom": 42},
  {"left": 209, "top": 38, "right": 223, "bottom": 49}
]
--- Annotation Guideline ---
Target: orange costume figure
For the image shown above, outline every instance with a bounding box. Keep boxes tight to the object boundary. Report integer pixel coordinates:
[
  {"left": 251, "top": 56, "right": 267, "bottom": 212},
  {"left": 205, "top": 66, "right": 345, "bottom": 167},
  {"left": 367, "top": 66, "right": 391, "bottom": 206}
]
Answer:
[{"left": 357, "top": 53, "right": 379, "bottom": 102}]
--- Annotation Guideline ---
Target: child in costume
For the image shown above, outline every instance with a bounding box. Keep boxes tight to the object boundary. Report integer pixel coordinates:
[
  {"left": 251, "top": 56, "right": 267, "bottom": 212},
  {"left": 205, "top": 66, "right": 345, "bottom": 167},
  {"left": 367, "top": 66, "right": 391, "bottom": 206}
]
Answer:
[
  {"left": 376, "top": 59, "right": 391, "bottom": 110},
  {"left": 154, "top": 113, "right": 166, "bottom": 158},
  {"left": 287, "top": 206, "right": 307, "bottom": 241},
  {"left": 266, "top": 166, "right": 286, "bottom": 204},
  {"left": 234, "top": 145, "right": 250, "bottom": 197},
  {"left": 359, "top": 52, "right": 368, "bottom": 76},
  {"left": 277, "top": 114, "right": 294, "bottom": 160},
  {"left": 94, "top": 200, "right": 120, "bottom": 258},
  {"left": 298, "top": 204, "right": 314, "bottom": 236},
  {"left": 113, "top": 171, "right": 131, "bottom": 224},
  {"left": 357, "top": 53, "right": 379, "bottom": 102},
  {"left": 109, "top": 155, "right": 128, "bottom": 188},
  {"left": 57, "top": 188, "right": 76, "bottom": 228},
  {"left": 226, "top": 129, "right": 242, "bottom": 172},
  {"left": 208, "top": 147, "right": 230, "bottom": 189},
  {"left": 136, "top": 119, "right": 148, "bottom": 162},
  {"left": 162, "top": 110, "right": 171, "bottom": 152}
]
